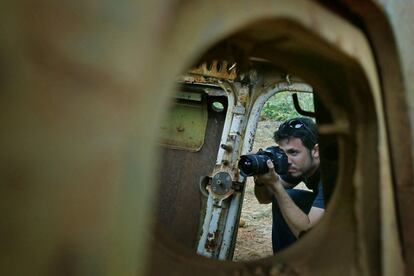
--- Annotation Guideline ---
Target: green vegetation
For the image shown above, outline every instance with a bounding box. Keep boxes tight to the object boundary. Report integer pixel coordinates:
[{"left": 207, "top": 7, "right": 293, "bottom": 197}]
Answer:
[{"left": 260, "top": 92, "right": 314, "bottom": 121}]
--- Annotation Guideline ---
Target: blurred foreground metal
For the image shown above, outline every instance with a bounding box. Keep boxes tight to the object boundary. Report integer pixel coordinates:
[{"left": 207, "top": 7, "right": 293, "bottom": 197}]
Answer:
[{"left": 1, "top": 0, "right": 413, "bottom": 275}]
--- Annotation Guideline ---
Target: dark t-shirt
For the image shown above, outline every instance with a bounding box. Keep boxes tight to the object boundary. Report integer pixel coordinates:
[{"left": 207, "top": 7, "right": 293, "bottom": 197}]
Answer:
[{"left": 280, "top": 170, "right": 324, "bottom": 209}]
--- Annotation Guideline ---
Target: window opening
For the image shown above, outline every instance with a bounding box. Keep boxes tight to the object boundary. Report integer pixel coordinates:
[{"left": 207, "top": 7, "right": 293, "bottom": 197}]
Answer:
[{"left": 233, "top": 91, "right": 316, "bottom": 261}]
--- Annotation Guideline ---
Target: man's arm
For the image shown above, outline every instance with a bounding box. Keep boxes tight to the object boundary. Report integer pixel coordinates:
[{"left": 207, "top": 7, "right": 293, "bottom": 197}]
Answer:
[
  {"left": 253, "top": 182, "right": 273, "bottom": 204},
  {"left": 258, "top": 160, "right": 324, "bottom": 237},
  {"left": 254, "top": 162, "right": 296, "bottom": 204},
  {"left": 270, "top": 181, "right": 324, "bottom": 237}
]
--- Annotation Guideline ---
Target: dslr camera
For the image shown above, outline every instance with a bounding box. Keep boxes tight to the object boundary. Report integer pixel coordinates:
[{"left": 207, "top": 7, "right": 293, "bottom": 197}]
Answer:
[{"left": 238, "top": 146, "right": 288, "bottom": 176}]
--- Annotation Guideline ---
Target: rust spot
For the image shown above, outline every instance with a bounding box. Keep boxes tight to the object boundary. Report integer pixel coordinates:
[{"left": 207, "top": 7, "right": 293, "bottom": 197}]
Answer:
[
  {"left": 205, "top": 232, "right": 219, "bottom": 251},
  {"left": 187, "top": 60, "right": 238, "bottom": 80}
]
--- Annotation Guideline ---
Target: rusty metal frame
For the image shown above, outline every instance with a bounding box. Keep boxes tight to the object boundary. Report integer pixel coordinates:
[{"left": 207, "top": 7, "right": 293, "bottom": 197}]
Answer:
[
  {"left": 196, "top": 81, "right": 248, "bottom": 259},
  {"left": 158, "top": 98, "right": 208, "bottom": 152},
  {"left": 1, "top": 0, "right": 413, "bottom": 275},
  {"left": 241, "top": 81, "right": 314, "bottom": 156}
]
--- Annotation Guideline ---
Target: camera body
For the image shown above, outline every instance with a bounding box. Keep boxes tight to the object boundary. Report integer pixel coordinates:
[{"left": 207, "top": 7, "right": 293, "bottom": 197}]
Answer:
[{"left": 238, "top": 146, "right": 288, "bottom": 176}]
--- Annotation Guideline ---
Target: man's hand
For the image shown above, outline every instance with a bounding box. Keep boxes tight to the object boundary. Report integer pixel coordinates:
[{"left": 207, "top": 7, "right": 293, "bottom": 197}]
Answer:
[
  {"left": 253, "top": 159, "right": 278, "bottom": 204},
  {"left": 254, "top": 159, "right": 280, "bottom": 188},
  {"left": 256, "top": 161, "right": 324, "bottom": 238}
]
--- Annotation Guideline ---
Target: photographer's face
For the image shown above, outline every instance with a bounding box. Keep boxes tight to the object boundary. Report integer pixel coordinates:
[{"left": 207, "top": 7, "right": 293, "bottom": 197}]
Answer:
[{"left": 278, "top": 137, "right": 319, "bottom": 178}]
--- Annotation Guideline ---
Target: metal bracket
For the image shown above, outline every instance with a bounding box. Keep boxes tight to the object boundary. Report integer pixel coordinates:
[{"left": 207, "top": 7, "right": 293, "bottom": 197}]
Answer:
[{"left": 292, "top": 93, "right": 315, "bottom": 117}]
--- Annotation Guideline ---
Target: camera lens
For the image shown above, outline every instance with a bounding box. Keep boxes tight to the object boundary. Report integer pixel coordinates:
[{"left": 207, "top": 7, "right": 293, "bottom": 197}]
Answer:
[{"left": 238, "top": 155, "right": 270, "bottom": 176}]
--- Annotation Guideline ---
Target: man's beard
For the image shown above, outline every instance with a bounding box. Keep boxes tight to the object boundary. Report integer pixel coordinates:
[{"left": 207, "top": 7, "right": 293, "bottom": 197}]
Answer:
[{"left": 288, "top": 155, "right": 316, "bottom": 179}]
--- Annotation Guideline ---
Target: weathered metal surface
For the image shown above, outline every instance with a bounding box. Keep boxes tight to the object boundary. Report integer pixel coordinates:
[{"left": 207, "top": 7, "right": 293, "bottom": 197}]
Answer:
[
  {"left": 1, "top": 0, "right": 413, "bottom": 276},
  {"left": 178, "top": 60, "right": 238, "bottom": 85},
  {"left": 196, "top": 82, "right": 249, "bottom": 259},
  {"left": 189, "top": 60, "right": 238, "bottom": 80},
  {"left": 339, "top": 2, "right": 414, "bottom": 274},
  {"left": 210, "top": 171, "right": 233, "bottom": 195},
  {"left": 159, "top": 98, "right": 208, "bottom": 152},
  {"left": 242, "top": 81, "right": 314, "bottom": 155},
  {"left": 156, "top": 95, "right": 227, "bottom": 249},
  {"left": 175, "top": 91, "right": 203, "bottom": 101}
]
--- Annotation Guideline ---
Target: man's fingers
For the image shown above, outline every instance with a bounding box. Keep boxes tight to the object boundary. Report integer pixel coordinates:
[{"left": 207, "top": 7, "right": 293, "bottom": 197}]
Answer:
[{"left": 267, "top": 159, "right": 274, "bottom": 169}]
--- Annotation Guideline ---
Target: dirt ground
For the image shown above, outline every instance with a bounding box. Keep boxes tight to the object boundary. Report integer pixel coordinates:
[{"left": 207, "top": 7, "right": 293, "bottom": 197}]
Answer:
[
  {"left": 233, "top": 176, "right": 274, "bottom": 261},
  {"left": 233, "top": 120, "right": 278, "bottom": 262}
]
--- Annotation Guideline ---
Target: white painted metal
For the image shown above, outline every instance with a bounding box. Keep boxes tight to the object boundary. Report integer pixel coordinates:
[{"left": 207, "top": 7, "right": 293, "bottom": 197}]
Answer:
[
  {"left": 241, "top": 81, "right": 313, "bottom": 157},
  {"left": 198, "top": 80, "right": 314, "bottom": 259}
]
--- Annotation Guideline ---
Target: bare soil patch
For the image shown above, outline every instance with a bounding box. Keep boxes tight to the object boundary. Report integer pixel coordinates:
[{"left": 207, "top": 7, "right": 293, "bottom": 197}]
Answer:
[{"left": 233, "top": 120, "right": 278, "bottom": 262}]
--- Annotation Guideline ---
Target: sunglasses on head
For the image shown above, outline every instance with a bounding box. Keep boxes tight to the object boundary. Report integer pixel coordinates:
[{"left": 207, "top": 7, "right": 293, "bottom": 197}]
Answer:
[
  {"left": 287, "top": 119, "right": 306, "bottom": 129},
  {"left": 282, "top": 118, "right": 317, "bottom": 144}
]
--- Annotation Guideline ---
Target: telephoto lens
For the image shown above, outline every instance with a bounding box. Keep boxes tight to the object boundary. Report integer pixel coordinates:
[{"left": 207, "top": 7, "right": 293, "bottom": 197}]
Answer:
[
  {"left": 238, "top": 146, "right": 288, "bottom": 177},
  {"left": 238, "top": 154, "right": 271, "bottom": 176}
]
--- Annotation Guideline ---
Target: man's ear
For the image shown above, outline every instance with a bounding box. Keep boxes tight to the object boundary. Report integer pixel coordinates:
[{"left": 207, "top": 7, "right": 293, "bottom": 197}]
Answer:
[{"left": 312, "top": 144, "right": 319, "bottom": 159}]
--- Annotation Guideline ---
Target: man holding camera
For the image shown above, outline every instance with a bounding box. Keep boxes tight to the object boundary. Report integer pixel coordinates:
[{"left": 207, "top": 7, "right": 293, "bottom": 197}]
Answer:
[{"left": 253, "top": 117, "right": 324, "bottom": 253}]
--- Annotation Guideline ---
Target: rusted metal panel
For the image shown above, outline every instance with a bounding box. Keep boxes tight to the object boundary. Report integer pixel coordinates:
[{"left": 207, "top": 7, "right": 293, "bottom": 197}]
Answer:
[
  {"left": 155, "top": 95, "right": 227, "bottom": 249},
  {"left": 187, "top": 60, "right": 238, "bottom": 81},
  {"left": 159, "top": 97, "right": 208, "bottom": 152},
  {"left": 337, "top": 1, "right": 414, "bottom": 274},
  {"left": 178, "top": 60, "right": 238, "bottom": 88},
  {"left": 1, "top": 0, "right": 413, "bottom": 276},
  {"left": 196, "top": 82, "right": 250, "bottom": 260}
]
